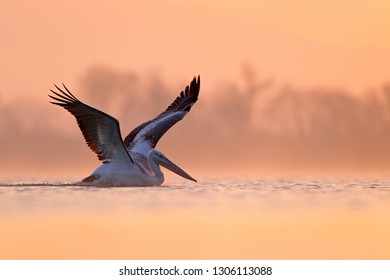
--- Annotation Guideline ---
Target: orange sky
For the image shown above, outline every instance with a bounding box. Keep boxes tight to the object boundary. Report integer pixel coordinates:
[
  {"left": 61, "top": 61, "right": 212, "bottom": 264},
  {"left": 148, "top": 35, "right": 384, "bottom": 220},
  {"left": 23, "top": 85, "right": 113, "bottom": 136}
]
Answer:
[
  {"left": 1, "top": 0, "right": 390, "bottom": 102},
  {"left": 2, "top": 1, "right": 390, "bottom": 177},
  {"left": 3, "top": 2, "right": 390, "bottom": 262}
]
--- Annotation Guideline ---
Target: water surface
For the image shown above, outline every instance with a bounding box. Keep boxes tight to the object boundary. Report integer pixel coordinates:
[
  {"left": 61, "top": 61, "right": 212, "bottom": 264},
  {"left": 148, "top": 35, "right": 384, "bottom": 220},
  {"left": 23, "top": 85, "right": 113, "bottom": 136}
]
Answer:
[{"left": 1, "top": 177, "right": 390, "bottom": 259}]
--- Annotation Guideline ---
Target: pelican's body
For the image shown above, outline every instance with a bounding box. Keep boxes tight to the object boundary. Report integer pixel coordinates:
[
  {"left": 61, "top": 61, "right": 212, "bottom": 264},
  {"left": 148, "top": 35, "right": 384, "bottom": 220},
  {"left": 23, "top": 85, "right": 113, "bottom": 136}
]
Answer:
[
  {"left": 83, "top": 154, "right": 163, "bottom": 186},
  {"left": 49, "top": 76, "right": 200, "bottom": 186}
]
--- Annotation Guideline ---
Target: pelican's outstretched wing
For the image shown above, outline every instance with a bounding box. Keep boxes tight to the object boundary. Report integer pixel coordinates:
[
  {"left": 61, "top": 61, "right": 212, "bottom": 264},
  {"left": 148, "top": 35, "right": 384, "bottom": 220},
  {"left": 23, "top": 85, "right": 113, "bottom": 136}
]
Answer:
[
  {"left": 123, "top": 75, "right": 200, "bottom": 154},
  {"left": 49, "top": 84, "right": 133, "bottom": 164}
]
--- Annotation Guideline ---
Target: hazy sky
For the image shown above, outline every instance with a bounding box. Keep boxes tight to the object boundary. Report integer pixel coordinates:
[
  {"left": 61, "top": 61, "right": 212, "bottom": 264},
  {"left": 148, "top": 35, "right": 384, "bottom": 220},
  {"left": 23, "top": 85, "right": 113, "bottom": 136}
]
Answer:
[
  {"left": 1, "top": 0, "right": 390, "bottom": 101},
  {"left": 2, "top": 1, "right": 390, "bottom": 177}
]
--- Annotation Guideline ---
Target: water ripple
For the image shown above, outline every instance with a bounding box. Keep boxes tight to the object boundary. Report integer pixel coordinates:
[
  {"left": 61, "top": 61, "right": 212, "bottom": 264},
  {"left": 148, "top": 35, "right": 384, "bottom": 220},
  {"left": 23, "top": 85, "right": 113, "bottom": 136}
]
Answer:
[{"left": 1, "top": 177, "right": 390, "bottom": 217}]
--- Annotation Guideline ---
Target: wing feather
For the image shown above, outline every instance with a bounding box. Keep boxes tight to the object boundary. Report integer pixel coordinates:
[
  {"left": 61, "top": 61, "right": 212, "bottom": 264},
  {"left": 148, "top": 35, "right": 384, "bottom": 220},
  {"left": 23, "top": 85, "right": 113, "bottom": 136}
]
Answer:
[
  {"left": 123, "top": 75, "right": 200, "bottom": 154},
  {"left": 49, "top": 84, "right": 133, "bottom": 164}
]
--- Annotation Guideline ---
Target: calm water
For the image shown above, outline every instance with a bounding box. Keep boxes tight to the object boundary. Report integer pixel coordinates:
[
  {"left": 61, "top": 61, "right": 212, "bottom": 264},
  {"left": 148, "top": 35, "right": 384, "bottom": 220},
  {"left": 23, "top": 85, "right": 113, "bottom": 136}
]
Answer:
[
  {"left": 1, "top": 177, "right": 390, "bottom": 214},
  {"left": 1, "top": 177, "right": 390, "bottom": 259}
]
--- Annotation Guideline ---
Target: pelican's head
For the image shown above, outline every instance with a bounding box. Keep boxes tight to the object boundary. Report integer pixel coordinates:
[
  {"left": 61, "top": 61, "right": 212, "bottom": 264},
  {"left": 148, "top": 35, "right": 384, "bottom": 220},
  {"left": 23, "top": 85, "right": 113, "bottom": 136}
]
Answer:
[{"left": 152, "top": 150, "right": 197, "bottom": 182}]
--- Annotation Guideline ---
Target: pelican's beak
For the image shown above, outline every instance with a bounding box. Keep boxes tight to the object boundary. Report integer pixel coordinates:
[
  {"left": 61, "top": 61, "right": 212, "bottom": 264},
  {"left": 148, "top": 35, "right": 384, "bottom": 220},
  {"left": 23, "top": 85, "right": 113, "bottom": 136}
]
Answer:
[{"left": 158, "top": 155, "right": 197, "bottom": 182}]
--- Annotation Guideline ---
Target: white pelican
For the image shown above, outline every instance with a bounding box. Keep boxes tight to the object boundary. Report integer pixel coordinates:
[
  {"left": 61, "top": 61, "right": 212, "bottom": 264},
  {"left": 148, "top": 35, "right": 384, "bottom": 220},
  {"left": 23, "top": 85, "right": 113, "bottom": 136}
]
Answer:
[{"left": 49, "top": 76, "right": 200, "bottom": 186}]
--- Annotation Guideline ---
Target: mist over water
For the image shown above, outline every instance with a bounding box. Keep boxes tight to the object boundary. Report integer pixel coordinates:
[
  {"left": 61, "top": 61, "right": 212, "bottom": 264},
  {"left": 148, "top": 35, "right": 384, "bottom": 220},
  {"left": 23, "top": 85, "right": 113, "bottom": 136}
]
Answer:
[{"left": 1, "top": 65, "right": 390, "bottom": 177}]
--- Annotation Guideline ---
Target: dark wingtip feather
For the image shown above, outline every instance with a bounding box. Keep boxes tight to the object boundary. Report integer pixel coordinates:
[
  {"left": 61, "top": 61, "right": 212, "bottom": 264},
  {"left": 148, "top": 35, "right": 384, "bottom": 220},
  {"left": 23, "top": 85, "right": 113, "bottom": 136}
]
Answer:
[
  {"left": 189, "top": 75, "right": 200, "bottom": 100},
  {"left": 49, "top": 84, "right": 80, "bottom": 106},
  {"left": 164, "top": 75, "right": 200, "bottom": 113},
  {"left": 196, "top": 75, "right": 200, "bottom": 94},
  {"left": 61, "top": 83, "right": 78, "bottom": 100},
  {"left": 49, "top": 101, "right": 65, "bottom": 106}
]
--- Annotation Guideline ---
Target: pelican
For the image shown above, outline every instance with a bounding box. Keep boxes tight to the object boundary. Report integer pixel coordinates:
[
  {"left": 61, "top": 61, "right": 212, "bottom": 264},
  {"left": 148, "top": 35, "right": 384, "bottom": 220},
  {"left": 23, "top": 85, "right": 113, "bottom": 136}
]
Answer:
[{"left": 49, "top": 76, "right": 200, "bottom": 186}]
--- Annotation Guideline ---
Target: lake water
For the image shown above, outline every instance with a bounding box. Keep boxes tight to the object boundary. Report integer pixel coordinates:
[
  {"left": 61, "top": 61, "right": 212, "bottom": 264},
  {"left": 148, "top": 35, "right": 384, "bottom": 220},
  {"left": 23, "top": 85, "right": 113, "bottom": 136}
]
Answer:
[{"left": 1, "top": 177, "right": 390, "bottom": 259}]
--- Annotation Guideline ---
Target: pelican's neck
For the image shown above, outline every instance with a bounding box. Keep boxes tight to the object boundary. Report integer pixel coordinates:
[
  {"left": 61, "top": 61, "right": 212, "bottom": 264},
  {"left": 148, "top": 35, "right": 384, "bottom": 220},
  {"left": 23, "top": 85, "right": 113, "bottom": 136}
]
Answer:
[{"left": 148, "top": 150, "right": 164, "bottom": 182}]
